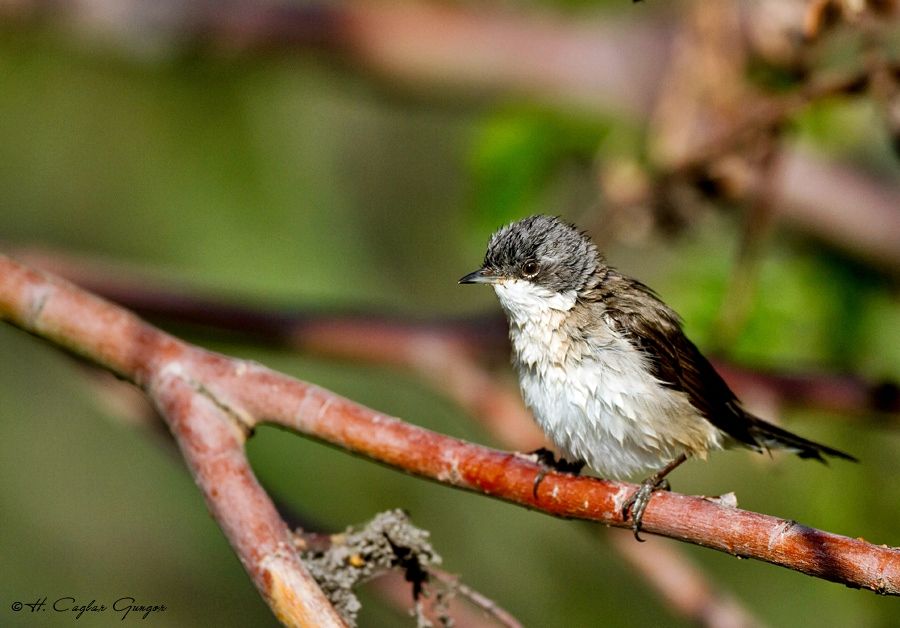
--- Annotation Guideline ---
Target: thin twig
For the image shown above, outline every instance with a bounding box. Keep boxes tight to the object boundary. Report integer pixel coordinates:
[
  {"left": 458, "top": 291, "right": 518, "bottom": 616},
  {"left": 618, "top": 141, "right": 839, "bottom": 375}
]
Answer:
[
  {"left": 293, "top": 525, "right": 523, "bottom": 628},
  {"left": 429, "top": 569, "right": 524, "bottom": 628}
]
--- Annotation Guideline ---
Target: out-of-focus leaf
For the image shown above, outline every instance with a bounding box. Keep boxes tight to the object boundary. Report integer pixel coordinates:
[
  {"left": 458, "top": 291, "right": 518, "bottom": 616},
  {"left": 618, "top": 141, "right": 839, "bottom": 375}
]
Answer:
[
  {"left": 793, "top": 99, "right": 896, "bottom": 170},
  {"left": 467, "top": 107, "right": 608, "bottom": 230}
]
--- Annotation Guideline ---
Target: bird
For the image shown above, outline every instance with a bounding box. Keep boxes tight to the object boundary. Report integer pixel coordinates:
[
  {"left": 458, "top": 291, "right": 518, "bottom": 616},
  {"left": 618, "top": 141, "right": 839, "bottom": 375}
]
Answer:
[{"left": 459, "top": 214, "right": 856, "bottom": 539}]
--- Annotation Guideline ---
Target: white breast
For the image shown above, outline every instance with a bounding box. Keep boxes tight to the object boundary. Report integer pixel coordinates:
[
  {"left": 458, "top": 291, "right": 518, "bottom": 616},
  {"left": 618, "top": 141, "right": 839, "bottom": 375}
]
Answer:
[{"left": 493, "top": 279, "right": 723, "bottom": 479}]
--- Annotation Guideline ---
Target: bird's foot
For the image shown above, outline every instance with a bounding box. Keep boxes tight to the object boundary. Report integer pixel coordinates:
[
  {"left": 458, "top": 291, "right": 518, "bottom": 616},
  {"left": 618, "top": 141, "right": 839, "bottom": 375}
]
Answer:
[
  {"left": 622, "top": 477, "right": 671, "bottom": 542},
  {"left": 529, "top": 448, "right": 585, "bottom": 498},
  {"left": 530, "top": 447, "right": 586, "bottom": 474}
]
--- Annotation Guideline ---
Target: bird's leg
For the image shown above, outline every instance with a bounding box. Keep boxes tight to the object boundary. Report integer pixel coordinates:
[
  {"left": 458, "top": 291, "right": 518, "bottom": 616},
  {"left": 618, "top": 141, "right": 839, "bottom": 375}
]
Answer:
[
  {"left": 622, "top": 453, "right": 688, "bottom": 542},
  {"left": 530, "top": 447, "right": 557, "bottom": 467},
  {"left": 529, "top": 448, "right": 586, "bottom": 498}
]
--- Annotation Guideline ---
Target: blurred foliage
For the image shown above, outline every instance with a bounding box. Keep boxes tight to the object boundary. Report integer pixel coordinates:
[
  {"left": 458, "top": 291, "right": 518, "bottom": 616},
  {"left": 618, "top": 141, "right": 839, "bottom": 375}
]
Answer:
[
  {"left": 0, "top": 6, "right": 899, "bottom": 628},
  {"left": 665, "top": 225, "right": 900, "bottom": 374},
  {"left": 468, "top": 107, "right": 609, "bottom": 230},
  {"left": 793, "top": 99, "right": 899, "bottom": 173}
]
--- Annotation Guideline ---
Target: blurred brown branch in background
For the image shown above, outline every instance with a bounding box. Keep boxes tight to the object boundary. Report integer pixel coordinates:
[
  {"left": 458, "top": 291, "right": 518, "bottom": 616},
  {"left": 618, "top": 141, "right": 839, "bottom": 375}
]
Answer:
[
  {"left": 2, "top": 0, "right": 899, "bottom": 273},
  {"left": 2, "top": 256, "right": 899, "bottom": 603},
  {"left": 16, "top": 248, "right": 899, "bottom": 421},
  {"left": 602, "top": 0, "right": 900, "bottom": 274}
]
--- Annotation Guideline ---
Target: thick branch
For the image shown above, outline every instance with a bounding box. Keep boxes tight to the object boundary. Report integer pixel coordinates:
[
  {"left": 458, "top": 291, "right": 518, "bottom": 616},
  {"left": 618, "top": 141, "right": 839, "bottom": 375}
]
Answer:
[
  {"left": 232, "top": 367, "right": 900, "bottom": 595},
  {"left": 0, "top": 255, "right": 345, "bottom": 627},
  {"left": 154, "top": 373, "right": 345, "bottom": 627},
  {"left": 1, "top": 254, "right": 897, "bottom": 596}
]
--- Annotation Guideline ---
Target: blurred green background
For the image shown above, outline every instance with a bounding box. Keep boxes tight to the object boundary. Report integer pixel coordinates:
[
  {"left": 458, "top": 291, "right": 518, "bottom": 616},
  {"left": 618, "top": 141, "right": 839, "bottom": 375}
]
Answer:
[{"left": 1, "top": 3, "right": 899, "bottom": 627}]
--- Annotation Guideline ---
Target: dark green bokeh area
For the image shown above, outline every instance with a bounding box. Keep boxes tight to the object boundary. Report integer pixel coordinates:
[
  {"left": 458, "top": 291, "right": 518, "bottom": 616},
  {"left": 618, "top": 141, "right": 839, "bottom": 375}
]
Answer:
[{"left": 1, "top": 16, "right": 899, "bottom": 628}]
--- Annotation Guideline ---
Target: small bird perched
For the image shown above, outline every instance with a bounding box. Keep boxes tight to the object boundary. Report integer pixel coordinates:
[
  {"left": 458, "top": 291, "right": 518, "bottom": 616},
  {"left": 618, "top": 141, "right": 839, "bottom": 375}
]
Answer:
[{"left": 460, "top": 215, "right": 855, "bottom": 539}]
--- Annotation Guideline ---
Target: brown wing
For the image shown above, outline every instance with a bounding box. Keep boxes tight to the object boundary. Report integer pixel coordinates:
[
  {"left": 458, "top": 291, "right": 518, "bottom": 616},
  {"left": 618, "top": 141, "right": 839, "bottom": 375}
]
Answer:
[
  {"left": 600, "top": 277, "right": 761, "bottom": 450},
  {"left": 599, "top": 274, "right": 856, "bottom": 462}
]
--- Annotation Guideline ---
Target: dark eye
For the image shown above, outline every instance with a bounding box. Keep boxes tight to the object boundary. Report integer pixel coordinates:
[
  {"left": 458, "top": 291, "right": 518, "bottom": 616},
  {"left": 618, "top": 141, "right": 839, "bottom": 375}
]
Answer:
[{"left": 521, "top": 260, "right": 540, "bottom": 278}]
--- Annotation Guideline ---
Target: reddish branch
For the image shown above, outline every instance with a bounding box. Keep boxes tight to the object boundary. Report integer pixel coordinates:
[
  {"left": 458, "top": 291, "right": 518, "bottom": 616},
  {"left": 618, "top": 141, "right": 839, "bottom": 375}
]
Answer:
[
  {"left": 55, "top": 268, "right": 752, "bottom": 625},
  {"left": 2, "top": 254, "right": 898, "bottom": 597},
  {"left": 155, "top": 376, "right": 345, "bottom": 627},
  {"left": 0, "top": 255, "right": 346, "bottom": 627},
  {"left": 34, "top": 252, "right": 765, "bottom": 626}
]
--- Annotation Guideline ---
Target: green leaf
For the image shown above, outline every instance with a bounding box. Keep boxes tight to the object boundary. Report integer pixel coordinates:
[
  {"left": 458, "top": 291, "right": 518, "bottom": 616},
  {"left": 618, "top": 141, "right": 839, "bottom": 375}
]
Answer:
[{"left": 467, "top": 107, "right": 609, "bottom": 230}]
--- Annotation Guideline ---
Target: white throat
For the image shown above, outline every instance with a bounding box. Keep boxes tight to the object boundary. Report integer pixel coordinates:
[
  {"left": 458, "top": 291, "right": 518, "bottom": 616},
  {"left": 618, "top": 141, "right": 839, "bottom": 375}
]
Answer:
[{"left": 492, "top": 279, "right": 576, "bottom": 326}]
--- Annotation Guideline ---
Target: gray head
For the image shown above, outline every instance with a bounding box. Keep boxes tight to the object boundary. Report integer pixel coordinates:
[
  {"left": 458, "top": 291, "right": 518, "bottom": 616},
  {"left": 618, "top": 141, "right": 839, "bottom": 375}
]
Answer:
[{"left": 459, "top": 215, "right": 602, "bottom": 294}]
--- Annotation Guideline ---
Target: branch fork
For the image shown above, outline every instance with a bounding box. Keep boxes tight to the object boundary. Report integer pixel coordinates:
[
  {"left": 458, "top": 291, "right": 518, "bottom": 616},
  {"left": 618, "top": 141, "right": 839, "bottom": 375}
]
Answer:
[{"left": 1, "top": 253, "right": 898, "bottom": 628}]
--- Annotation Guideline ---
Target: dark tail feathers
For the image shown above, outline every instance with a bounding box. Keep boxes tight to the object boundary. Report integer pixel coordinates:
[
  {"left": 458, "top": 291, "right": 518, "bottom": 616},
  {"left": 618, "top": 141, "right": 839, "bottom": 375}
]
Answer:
[{"left": 747, "top": 417, "right": 858, "bottom": 463}]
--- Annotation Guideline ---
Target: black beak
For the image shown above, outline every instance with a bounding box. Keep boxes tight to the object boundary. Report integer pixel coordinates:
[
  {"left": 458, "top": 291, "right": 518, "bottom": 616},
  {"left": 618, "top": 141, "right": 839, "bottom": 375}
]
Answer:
[{"left": 458, "top": 268, "right": 498, "bottom": 284}]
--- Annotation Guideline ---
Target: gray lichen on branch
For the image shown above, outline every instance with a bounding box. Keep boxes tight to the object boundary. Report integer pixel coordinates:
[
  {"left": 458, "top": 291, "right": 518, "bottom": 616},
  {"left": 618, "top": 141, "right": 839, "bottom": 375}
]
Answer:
[{"left": 295, "top": 509, "right": 446, "bottom": 627}]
